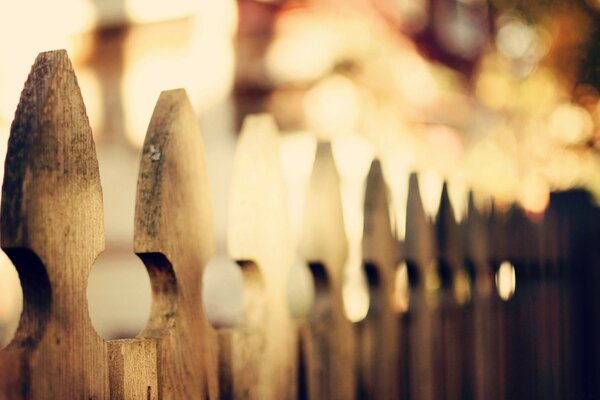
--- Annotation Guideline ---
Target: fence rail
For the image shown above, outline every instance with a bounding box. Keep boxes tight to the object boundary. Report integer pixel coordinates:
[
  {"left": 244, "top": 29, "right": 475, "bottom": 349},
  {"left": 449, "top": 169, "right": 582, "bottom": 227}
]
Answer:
[{"left": 0, "top": 49, "right": 599, "bottom": 400}]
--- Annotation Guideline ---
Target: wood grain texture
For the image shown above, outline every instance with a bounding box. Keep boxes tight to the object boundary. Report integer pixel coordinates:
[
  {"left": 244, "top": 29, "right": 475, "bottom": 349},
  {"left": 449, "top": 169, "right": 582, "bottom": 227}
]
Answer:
[
  {"left": 132, "top": 89, "right": 219, "bottom": 399},
  {"left": 298, "top": 142, "right": 355, "bottom": 400},
  {"left": 0, "top": 50, "right": 109, "bottom": 399},
  {"left": 403, "top": 173, "right": 438, "bottom": 400},
  {"left": 225, "top": 114, "right": 297, "bottom": 399},
  {"left": 108, "top": 339, "right": 158, "bottom": 400},
  {"left": 356, "top": 160, "right": 399, "bottom": 399}
]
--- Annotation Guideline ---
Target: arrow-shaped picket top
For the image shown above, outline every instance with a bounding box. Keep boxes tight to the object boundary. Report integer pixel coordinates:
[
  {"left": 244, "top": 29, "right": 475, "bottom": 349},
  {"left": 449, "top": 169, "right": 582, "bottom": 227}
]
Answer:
[
  {"left": 299, "top": 141, "right": 355, "bottom": 400},
  {"left": 404, "top": 173, "right": 436, "bottom": 275},
  {"left": 362, "top": 160, "right": 398, "bottom": 277},
  {"left": 435, "top": 183, "right": 463, "bottom": 273},
  {"left": 225, "top": 114, "right": 296, "bottom": 399},
  {"left": 131, "top": 89, "right": 219, "bottom": 399},
  {"left": 0, "top": 50, "right": 109, "bottom": 399},
  {"left": 434, "top": 183, "right": 466, "bottom": 400},
  {"left": 357, "top": 159, "right": 399, "bottom": 399}
]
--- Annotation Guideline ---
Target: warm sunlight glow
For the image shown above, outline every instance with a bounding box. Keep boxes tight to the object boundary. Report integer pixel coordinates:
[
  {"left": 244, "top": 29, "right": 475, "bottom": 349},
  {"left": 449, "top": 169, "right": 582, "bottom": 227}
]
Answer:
[
  {"left": 453, "top": 269, "right": 472, "bottom": 305},
  {"left": 419, "top": 170, "right": 444, "bottom": 218},
  {"left": 333, "top": 136, "right": 375, "bottom": 185},
  {"left": 343, "top": 256, "right": 370, "bottom": 323},
  {"left": 381, "top": 145, "right": 414, "bottom": 240},
  {"left": 122, "top": 2, "right": 236, "bottom": 148},
  {"left": 496, "top": 17, "right": 537, "bottom": 61},
  {"left": 447, "top": 177, "right": 469, "bottom": 222},
  {"left": 0, "top": 254, "right": 21, "bottom": 348},
  {"left": 280, "top": 132, "right": 317, "bottom": 244},
  {"left": 0, "top": 1, "right": 91, "bottom": 146},
  {"left": 287, "top": 257, "right": 315, "bottom": 319},
  {"left": 203, "top": 255, "right": 244, "bottom": 329},
  {"left": 77, "top": 68, "right": 104, "bottom": 138},
  {"left": 547, "top": 104, "right": 593, "bottom": 145},
  {"left": 303, "top": 75, "right": 362, "bottom": 140},
  {"left": 333, "top": 135, "right": 374, "bottom": 242},
  {"left": 519, "top": 173, "right": 550, "bottom": 216},
  {"left": 495, "top": 261, "right": 516, "bottom": 301},
  {"left": 394, "top": 262, "right": 410, "bottom": 313},
  {"left": 393, "top": 52, "right": 439, "bottom": 107},
  {"left": 266, "top": 27, "right": 337, "bottom": 83}
]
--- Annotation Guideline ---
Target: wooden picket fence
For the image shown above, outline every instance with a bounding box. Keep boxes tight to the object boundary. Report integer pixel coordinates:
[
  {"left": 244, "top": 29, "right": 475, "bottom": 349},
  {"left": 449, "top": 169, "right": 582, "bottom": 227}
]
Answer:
[{"left": 0, "top": 49, "right": 599, "bottom": 399}]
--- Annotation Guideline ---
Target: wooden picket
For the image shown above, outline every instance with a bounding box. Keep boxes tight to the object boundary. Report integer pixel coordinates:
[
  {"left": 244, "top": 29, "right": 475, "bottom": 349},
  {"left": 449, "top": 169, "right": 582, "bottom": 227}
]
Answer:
[
  {"left": 225, "top": 114, "right": 297, "bottom": 399},
  {"left": 298, "top": 142, "right": 356, "bottom": 400},
  {"left": 130, "top": 88, "right": 219, "bottom": 399},
  {"left": 0, "top": 49, "right": 109, "bottom": 399},
  {"left": 1, "top": 49, "right": 600, "bottom": 400},
  {"left": 357, "top": 160, "right": 399, "bottom": 400},
  {"left": 403, "top": 174, "right": 437, "bottom": 400}
]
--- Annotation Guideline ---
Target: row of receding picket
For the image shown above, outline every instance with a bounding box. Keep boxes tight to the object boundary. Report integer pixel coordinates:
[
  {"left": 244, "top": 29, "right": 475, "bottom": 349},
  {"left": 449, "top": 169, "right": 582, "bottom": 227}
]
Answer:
[{"left": 1, "top": 49, "right": 599, "bottom": 400}]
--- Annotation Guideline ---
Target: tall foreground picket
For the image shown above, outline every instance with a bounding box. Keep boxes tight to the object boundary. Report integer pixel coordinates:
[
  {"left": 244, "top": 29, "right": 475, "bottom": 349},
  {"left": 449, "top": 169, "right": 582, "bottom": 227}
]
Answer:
[
  {"left": 0, "top": 50, "right": 109, "bottom": 399},
  {"left": 356, "top": 160, "right": 399, "bottom": 400},
  {"left": 129, "top": 88, "right": 219, "bottom": 398}
]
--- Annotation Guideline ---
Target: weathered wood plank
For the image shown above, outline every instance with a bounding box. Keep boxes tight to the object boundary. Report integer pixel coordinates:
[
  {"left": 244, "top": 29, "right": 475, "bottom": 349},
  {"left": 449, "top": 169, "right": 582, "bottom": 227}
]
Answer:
[
  {"left": 298, "top": 142, "right": 355, "bottom": 400},
  {"left": 0, "top": 49, "right": 109, "bottom": 399},
  {"left": 107, "top": 339, "right": 158, "bottom": 400},
  {"left": 356, "top": 159, "right": 399, "bottom": 399},
  {"left": 131, "top": 89, "right": 219, "bottom": 399},
  {"left": 224, "top": 114, "right": 297, "bottom": 399}
]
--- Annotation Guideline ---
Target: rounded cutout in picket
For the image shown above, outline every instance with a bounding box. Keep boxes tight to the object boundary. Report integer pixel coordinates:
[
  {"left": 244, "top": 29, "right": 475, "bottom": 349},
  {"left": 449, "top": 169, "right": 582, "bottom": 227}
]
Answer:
[
  {"left": 0, "top": 251, "right": 24, "bottom": 349},
  {"left": 344, "top": 266, "right": 370, "bottom": 323},
  {"left": 203, "top": 254, "right": 244, "bottom": 329},
  {"left": 287, "top": 258, "right": 315, "bottom": 320},
  {"left": 87, "top": 250, "right": 152, "bottom": 339},
  {"left": 394, "top": 261, "right": 411, "bottom": 313}
]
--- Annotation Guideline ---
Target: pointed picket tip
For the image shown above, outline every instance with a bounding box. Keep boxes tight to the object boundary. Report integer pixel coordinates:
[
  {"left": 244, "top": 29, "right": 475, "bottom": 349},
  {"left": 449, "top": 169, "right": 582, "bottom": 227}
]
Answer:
[
  {"left": 228, "top": 113, "right": 293, "bottom": 274},
  {"left": 464, "top": 192, "right": 490, "bottom": 267},
  {"left": 1, "top": 49, "right": 104, "bottom": 253},
  {"left": 403, "top": 173, "right": 435, "bottom": 270},
  {"left": 133, "top": 88, "right": 219, "bottom": 399},
  {"left": 362, "top": 159, "right": 398, "bottom": 270},
  {"left": 300, "top": 141, "right": 348, "bottom": 283},
  {"left": 435, "top": 182, "right": 462, "bottom": 267},
  {"left": 134, "top": 88, "right": 214, "bottom": 260}
]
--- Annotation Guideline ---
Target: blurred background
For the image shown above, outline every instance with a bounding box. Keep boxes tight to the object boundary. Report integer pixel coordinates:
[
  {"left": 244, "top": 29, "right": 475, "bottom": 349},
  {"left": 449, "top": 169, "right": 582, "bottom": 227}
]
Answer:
[{"left": 1, "top": 0, "right": 600, "bottom": 345}]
